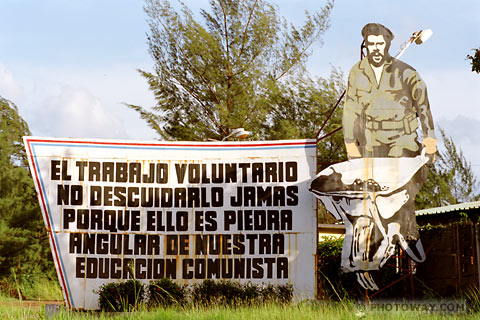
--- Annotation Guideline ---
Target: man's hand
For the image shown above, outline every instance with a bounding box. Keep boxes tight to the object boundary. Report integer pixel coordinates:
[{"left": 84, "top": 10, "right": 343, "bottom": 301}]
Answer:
[
  {"left": 422, "top": 137, "right": 437, "bottom": 164},
  {"left": 345, "top": 142, "right": 362, "bottom": 159},
  {"left": 422, "top": 137, "right": 437, "bottom": 154}
]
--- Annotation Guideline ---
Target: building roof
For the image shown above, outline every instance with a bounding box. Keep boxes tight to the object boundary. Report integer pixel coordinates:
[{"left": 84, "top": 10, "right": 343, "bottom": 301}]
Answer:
[
  {"left": 416, "top": 201, "right": 480, "bottom": 216},
  {"left": 318, "top": 223, "right": 345, "bottom": 234}
]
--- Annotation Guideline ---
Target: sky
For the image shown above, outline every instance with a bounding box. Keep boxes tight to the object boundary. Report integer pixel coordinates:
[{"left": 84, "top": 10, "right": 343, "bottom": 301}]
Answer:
[{"left": 0, "top": 0, "right": 479, "bottom": 176}]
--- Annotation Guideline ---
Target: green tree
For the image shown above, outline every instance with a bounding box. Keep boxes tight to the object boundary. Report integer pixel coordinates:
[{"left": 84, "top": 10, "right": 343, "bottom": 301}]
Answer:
[
  {"left": 264, "top": 69, "right": 347, "bottom": 168},
  {"left": 129, "top": 0, "right": 335, "bottom": 141},
  {"left": 0, "top": 97, "right": 55, "bottom": 285},
  {"left": 0, "top": 97, "right": 29, "bottom": 167},
  {"left": 416, "top": 128, "right": 479, "bottom": 209},
  {"left": 436, "top": 128, "right": 479, "bottom": 203}
]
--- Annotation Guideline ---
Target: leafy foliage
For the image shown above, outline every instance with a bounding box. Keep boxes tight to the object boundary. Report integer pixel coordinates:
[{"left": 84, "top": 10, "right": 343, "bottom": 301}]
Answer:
[
  {"left": 317, "top": 237, "right": 357, "bottom": 300},
  {"left": 97, "top": 279, "right": 293, "bottom": 311},
  {"left": 437, "top": 129, "right": 480, "bottom": 203},
  {"left": 191, "top": 279, "right": 255, "bottom": 306},
  {"left": 0, "top": 97, "right": 29, "bottom": 167},
  {"left": 97, "top": 280, "right": 145, "bottom": 312},
  {"left": 148, "top": 278, "right": 187, "bottom": 307},
  {"left": 189, "top": 279, "right": 291, "bottom": 306},
  {"left": 130, "top": 0, "right": 336, "bottom": 141},
  {"left": 317, "top": 236, "right": 343, "bottom": 258},
  {"left": 189, "top": 280, "right": 293, "bottom": 305},
  {"left": 265, "top": 69, "right": 347, "bottom": 170},
  {"left": 467, "top": 48, "right": 480, "bottom": 74},
  {"left": 0, "top": 97, "right": 55, "bottom": 289}
]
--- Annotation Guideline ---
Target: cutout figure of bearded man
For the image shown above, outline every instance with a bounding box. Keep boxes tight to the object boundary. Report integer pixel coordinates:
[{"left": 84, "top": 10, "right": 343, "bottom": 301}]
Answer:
[
  {"left": 342, "top": 23, "right": 437, "bottom": 241},
  {"left": 310, "top": 23, "right": 438, "bottom": 290}
]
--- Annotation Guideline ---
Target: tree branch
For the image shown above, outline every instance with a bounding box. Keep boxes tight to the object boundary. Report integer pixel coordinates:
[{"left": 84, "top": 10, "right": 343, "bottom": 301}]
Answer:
[
  {"left": 154, "top": 10, "right": 222, "bottom": 105},
  {"left": 235, "top": 0, "right": 259, "bottom": 64},
  {"left": 219, "top": 0, "right": 233, "bottom": 114},
  {"left": 274, "top": 34, "right": 318, "bottom": 81},
  {"left": 168, "top": 73, "right": 224, "bottom": 133}
]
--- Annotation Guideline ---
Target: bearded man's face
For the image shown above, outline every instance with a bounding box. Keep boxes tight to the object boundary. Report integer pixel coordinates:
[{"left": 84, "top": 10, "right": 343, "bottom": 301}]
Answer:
[{"left": 366, "top": 35, "right": 388, "bottom": 67}]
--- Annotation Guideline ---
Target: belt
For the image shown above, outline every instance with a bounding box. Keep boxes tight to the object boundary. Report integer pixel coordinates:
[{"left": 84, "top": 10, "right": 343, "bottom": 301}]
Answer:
[{"left": 366, "top": 114, "right": 419, "bottom": 134}]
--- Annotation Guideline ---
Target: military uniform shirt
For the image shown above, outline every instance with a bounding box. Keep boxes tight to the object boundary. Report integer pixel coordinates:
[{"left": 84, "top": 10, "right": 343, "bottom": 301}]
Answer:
[{"left": 343, "top": 57, "right": 436, "bottom": 157}]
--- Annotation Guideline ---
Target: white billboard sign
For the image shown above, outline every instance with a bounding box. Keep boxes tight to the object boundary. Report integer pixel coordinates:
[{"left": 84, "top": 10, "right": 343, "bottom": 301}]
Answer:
[{"left": 24, "top": 137, "right": 317, "bottom": 310}]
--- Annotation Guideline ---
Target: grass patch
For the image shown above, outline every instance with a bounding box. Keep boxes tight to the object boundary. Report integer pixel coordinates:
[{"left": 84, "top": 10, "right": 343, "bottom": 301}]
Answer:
[
  {"left": 0, "top": 299, "right": 474, "bottom": 320},
  {"left": 0, "top": 277, "right": 474, "bottom": 319},
  {"left": 1, "top": 272, "right": 62, "bottom": 301},
  {"left": 19, "top": 275, "right": 63, "bottom": 301}
]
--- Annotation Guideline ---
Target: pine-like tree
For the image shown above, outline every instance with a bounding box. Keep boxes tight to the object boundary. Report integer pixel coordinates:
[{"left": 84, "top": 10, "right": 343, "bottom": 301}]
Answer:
[
  {"left": 129, "top": 0, "right": 337, "bottom": 141},
  {"left": 416, "top": 128, "right": 480, "bottom": 209}
]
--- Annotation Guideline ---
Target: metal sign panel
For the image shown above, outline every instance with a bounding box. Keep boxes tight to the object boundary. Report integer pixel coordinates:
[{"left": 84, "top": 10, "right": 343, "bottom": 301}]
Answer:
[{"left": 24, "top": 137, "right": 317, "bottom": 310}]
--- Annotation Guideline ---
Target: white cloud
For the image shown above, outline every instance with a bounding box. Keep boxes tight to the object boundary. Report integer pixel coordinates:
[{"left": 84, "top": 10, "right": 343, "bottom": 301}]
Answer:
[
  {"left": 436, "top": 115, "right": 480, "bottom": 179},
  {"left": 423, "top": 69, "right": 480, "bottom": 178},
  {"left": 0, "top": 64, "right": 24, "bottom": 103},
  {"left": 423, "top": 70, "right": 480, "bottom": 121},
  {"left": 4, "top": 62, "right": 158, "bottom": 141},
  {"left": 43, "top": 65, "right": 159, "bottom": 141},
  {"left": 437, "top": 115, "right": 480, "bottom": 145},
  {"left": 42, "top": 88, "right": 127, "bottom": 139}
]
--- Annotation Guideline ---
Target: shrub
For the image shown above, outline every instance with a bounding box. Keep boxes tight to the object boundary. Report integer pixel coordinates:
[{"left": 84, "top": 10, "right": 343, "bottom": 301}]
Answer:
[
  {"left": 148, "top": 278, "right": 187, "bottom": 307},
  {"left": 191, "top": 279, "right": 226, "bottom": 305},
  {"left": 97, "top": 279, "right": 144, "bottom": 312},
  {"left": 97, "top": 278, "right": 294, "bottom": 311},
  {"left": 191, "top": 279, "right": 255, "bottom": 306},
  {"left": 261, "top": 283, "right": 293, "bottom": 303},
  {"left": 242, "top": 282, "right": 261, "bottom": 302},
  {"left": 191, "top": 279, "right": 292, "bottom": 306},
  {"left": 275, "top": 283, "right": 294, "bottom": 303},
  {"left": 317, "top": 237, "right": 358, "bottom": 300}
]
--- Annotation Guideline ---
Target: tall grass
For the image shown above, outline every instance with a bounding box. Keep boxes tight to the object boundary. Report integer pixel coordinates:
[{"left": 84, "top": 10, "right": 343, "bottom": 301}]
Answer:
[
  {"left": 0, "top": 298, "right": 476, "bottom": 320},
  {"left": 0, "top": 276, "right": 476, "bottom": 319},
  {"left": 2, "top": 269, "right": 63, "bottom": 301},
  {"left": 19, "top": 276, "right": 63, "bottom": 300}
]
